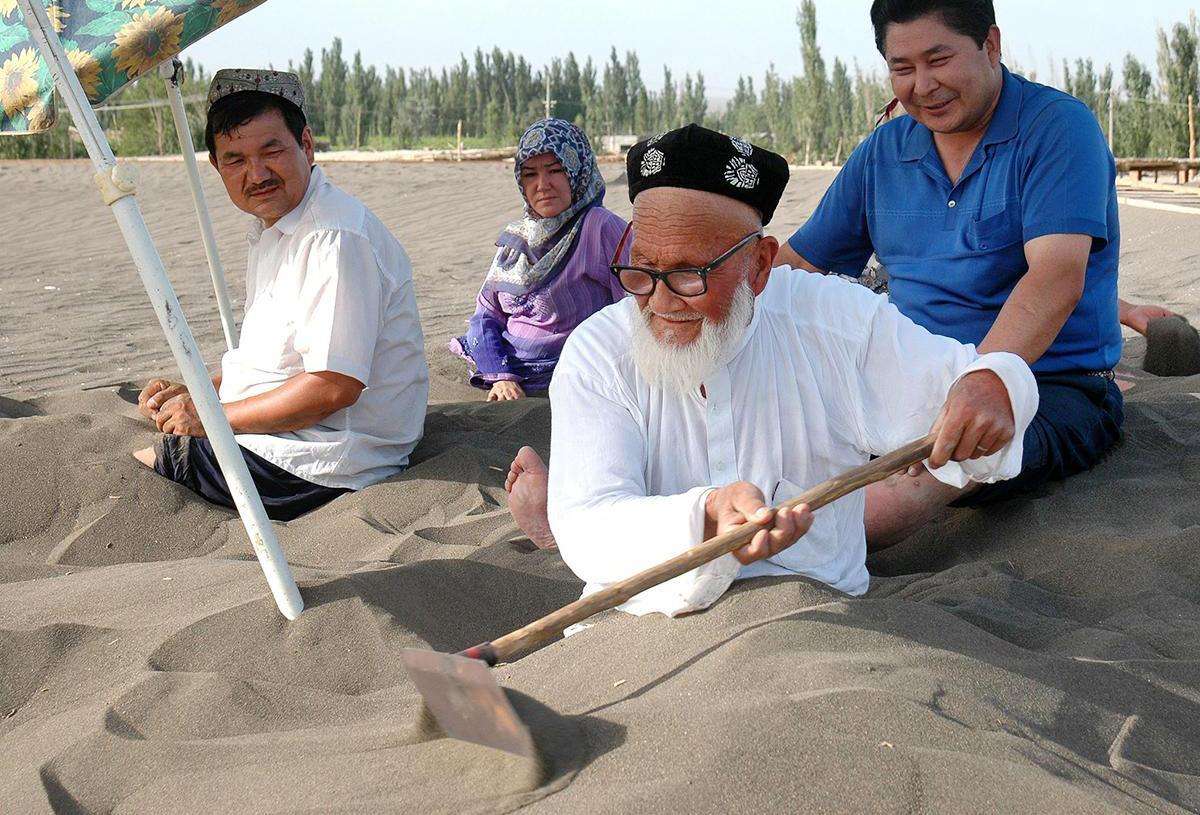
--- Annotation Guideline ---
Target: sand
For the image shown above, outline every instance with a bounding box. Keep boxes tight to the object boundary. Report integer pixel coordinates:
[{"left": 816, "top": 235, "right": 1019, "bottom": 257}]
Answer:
[
  {"left": 2, "top": 159, "right": 1200, "bottom": 813},
  {"left": 1143, "top": 316, "right": 1200, "bottom": 377}
]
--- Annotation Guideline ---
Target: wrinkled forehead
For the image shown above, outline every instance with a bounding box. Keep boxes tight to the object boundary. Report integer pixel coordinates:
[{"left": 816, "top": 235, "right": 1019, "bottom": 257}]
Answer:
[
  {"left": 633, "top": 188, "right": 760, "bottom": 238},
  {"left": 629, "top": 187, "right": 760, "bottom": 264}
]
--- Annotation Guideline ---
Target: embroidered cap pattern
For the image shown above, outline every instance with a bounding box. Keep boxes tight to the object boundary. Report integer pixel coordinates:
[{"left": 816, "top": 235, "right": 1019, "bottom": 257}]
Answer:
[
  {"left": 724, "top": 156, "right": 758, "bottom": 189},
  {"left": 641, "top": 147, "right": 666, "bottom": 176}
]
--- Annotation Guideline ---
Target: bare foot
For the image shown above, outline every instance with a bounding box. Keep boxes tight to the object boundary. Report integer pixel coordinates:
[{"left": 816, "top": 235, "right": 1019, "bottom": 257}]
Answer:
[
  {"left": 133, "top": 446, "right": 156, "bottom": 469},
  {"left": 505, "top": 446, "right": 556, "bottom": 549}
]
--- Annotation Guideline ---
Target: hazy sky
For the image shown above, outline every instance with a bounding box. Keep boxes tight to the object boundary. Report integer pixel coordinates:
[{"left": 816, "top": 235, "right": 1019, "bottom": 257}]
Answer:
[{"left": 185, "top": 1, "right": 1199, "bottom": 98}]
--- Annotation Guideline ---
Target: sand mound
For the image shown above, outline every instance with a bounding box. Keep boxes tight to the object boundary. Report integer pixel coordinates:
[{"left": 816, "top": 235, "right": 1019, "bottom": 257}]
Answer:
[
  {"left": 1143, "top": 316, "right": 1200, "bottom": 377},
  {"left": 0, "top": 395, "right": 40, "bottom": 419},
  {"left": 1, "top": 374, "right": 1199, "bottom": 812}
]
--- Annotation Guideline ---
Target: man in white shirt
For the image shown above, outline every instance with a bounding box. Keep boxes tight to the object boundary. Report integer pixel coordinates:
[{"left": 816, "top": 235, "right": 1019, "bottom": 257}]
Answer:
[
  {"left": 133, "top": 69, "right": 429, "bottom": 520},
  {"left": 507, "top": 124, "right": 1037, "bottom": 616}
]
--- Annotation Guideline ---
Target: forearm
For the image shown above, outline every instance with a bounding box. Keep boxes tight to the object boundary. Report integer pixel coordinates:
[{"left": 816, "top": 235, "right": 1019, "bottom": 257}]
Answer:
[
  {"left": 774, "top": 242, "right": 826, "bottom": 274},
  {"left": 468, "top": 320, "right": 522, "bottom": 378},
  {"left": 551, "top": 486, "right": 745, "bottom": 617},
  {"left": 547, "top": 374, "right": 715, "bottom": 587},
  {"left": 980, "top": 235, "right": 1089, "bottom": 365},
  {"left": 222, "top": 373, "right": 360, "bottom": 435},
  {"left": 550, "top": 488, "right": 714, "bottom": 586},
  {"left": 979, "top": 275, "right": 1082, "bottom": 365},
  {"left": 464, "top": 287, "right": 523, "bottom": 372}
]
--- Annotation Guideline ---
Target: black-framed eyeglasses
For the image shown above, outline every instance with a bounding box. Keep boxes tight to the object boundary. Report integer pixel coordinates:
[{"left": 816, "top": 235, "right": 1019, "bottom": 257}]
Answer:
[{"left": 609, "top": 223, "right": 763, "bottom": 298}]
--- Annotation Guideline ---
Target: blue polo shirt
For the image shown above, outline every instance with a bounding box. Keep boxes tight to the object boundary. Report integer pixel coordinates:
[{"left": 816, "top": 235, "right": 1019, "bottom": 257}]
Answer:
[{"left": 789, "top": 66, "right": 1121, "bottom": 374}]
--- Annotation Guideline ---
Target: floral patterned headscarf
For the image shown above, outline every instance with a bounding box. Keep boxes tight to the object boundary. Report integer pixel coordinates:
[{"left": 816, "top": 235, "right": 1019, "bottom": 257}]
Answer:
[{"left": 483, "top": 118, "right": 606, "bottom": 296}]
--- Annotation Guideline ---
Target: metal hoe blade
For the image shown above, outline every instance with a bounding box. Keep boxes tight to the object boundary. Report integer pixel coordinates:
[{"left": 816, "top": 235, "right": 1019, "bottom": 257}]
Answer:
[{"left": 401, "top": 648, "right": 537, "bottom": 760}]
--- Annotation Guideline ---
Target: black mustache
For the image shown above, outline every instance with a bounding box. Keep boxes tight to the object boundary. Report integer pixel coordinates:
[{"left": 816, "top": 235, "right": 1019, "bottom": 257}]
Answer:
[{"left": 245, "top": 179, "right": 281, "bottom": 195}]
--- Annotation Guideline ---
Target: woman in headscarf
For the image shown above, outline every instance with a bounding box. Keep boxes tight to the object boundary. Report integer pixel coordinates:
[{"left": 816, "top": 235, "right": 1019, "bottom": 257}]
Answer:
[{"left": 449, "top": 118, "right": 628, "bottom": 400}]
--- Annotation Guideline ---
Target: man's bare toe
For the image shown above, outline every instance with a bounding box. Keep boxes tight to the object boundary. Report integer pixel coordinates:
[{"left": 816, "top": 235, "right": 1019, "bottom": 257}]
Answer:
[
  {"left": 505, "top": 461, "right": 526, "bottom": 493},
  {"left": 512, "top": 446, "right": 546, "bottom": 474}
]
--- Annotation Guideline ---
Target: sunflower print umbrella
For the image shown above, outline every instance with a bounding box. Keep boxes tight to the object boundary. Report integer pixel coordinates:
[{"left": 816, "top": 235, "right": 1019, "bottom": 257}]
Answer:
[{"left": 0, "top": 0, "right": 266, "bottom": 133}]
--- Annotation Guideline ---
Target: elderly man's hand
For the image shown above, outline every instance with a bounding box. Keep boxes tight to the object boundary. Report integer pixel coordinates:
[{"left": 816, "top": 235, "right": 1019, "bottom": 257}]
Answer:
[
  {"left": 927, "top": 370, "right": 1015, "bottom": 470},
  {"left": 138, "top": 379, "right": 188, "bottom": 420},
  {"left": 704, "top": 481, "right": 814, "bottom": 565},
  {"left": 154, "top": 393, "right": 207, "bottom": 438}
]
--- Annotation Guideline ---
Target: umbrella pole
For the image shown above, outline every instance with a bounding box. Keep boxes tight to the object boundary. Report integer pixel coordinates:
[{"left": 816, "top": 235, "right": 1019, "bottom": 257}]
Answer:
[
  {"left": 18, "top": 0, "right": 303, "bottom": 620},
  {"left": 159, "top": 58, "right": 237, "bottom": 353}
]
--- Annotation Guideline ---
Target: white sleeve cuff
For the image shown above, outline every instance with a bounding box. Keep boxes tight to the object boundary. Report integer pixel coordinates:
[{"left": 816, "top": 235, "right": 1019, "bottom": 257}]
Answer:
[{"left": 927, "top": 351, "right": 1039, "bottom": 489}]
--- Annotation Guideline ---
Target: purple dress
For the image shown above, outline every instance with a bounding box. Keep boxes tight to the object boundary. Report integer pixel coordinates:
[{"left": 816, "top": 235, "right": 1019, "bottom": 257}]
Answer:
[{"left": 451, "top": 206, "right": 629, "bottom": 391}]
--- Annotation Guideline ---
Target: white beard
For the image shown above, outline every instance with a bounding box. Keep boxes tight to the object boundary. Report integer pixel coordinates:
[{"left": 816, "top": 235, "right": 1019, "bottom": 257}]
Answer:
[{"left": 630, "top": 281, "right": 755, "bottom": 397}]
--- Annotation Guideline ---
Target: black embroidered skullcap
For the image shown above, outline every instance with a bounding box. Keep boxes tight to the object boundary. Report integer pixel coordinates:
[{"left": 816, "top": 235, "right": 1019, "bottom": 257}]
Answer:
[{"left": 626, "top": 124, "right": 790, "bottom": 225}]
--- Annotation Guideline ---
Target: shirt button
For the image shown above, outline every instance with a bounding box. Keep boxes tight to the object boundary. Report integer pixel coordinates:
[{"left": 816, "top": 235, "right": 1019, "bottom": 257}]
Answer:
[{"left": 948, "top": 200, "right": 957, "bottom": 208}]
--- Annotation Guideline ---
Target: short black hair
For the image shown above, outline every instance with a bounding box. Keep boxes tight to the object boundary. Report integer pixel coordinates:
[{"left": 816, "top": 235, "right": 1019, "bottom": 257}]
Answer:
[
  {"left": 870, "top": 0, "right": 996, "bottom": 55},
  {"left": 204, "top": 91, "right": 306, "bottom": 157}
]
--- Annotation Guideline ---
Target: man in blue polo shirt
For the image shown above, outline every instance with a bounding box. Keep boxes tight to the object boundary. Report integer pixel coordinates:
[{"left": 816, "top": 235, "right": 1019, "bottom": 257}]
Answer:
[{"left": 778, "top": 0, "right": 1167, "bottom": 549}]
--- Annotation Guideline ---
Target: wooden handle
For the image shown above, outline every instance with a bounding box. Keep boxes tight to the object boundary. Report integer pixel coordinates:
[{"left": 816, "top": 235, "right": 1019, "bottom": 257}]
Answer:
[{"left": 471, "top": 433, "right": 937, "bottom": 665}]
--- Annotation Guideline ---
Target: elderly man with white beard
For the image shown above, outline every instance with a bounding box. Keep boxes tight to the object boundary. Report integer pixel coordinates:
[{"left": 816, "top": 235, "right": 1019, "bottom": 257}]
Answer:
[{"left": 505, "top": 124, "right": 1038, "bottom": 616}]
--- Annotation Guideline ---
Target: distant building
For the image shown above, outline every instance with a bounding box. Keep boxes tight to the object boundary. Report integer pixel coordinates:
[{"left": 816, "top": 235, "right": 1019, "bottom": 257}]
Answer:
[{"left": 600, "top": 134, "right": 639, "bottom": 155}]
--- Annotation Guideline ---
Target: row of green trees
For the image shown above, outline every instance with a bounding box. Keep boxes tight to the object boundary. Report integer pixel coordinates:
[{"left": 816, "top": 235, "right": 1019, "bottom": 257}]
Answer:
[
  {"left": 289, "top": 39, "right": 717, "bottom": 152},
  {"left": 1, "top": 4, "right": 1196, "bottom": 161},
  {"left": 1052, "top": 14, "right": 1199, "bottom": 159},
  {"left": 280, "top": 1, "right": 889, "bottom": 162}
]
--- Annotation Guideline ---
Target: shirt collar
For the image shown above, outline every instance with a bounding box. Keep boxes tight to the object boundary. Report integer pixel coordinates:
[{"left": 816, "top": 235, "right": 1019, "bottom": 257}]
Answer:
[
  {"left": 249, "top": 164, "right": 323, "bottom": 241},
  {"left": 981, "top": 65, "right": 1021, "bottom": 147},
  {"left": 899, "top": 65, "right": 1020, "bottom": 162}
]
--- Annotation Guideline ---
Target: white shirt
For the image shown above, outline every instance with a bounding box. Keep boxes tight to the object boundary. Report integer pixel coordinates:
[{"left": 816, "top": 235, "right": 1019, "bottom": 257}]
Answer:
[
  {"left": 219, "top": 166, "right": 429, "bottom": 490},
  {"left": 547, "top": 268, "right": 1038, "bottom": 617}
]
